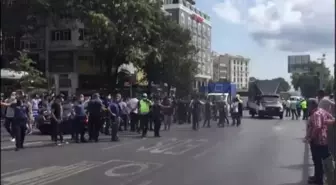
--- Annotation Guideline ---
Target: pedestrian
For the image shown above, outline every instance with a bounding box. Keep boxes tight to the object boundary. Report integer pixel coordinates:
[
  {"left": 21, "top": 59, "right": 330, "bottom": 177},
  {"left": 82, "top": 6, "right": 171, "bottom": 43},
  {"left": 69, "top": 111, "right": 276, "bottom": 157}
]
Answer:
[
  {"left": 62, "top": 96, "right": 73, "bottom": 139},
  {"left": 87, "top": 93, "right": 104, "bottom": 142},
  {"left": 4, "top": 92, "right": 17, "bottom": 142},
  {"left": 190, "top": 95, "right": 201, "bottom": 130},
  {"left": 50, "top": 95, "right": 66, "bottom": 145},
  {"left": 301, "top": 98, "right": 308, "bottom": 120},
  {"left": 138, "top": 93, "right": 152, "bottom": 137},
  {"left": 127, "top": 95, "right": 139, "bottom": 132},
  {"left": 290, "top": 97, "right": 298, "bottom": 120},
  {"left": 103, "top": 94, "right": 113, "bottom": 135},
  {"left": 217, "top": 97, "right": 229, "bottom": 127},
  {"left": 152, "top": 97, "right": 163, "bottom": 137},
  {"left": 108, "top": 94, "right": 120, "bottom": 142},
  {"left": 203, "top": 98, "right": 211, "bottom": 128},
  {"left": 162, "top": 97, "right": 173, "bottom": 130},
  {"left": 72, "top": 96, "right": 87, "bottom": 143},
  {"left": 13, "top": 98, "right": 29, "bottom": 151},
  {"left": 285, "top": 98, "right": 291, "bottom": 117},
  {"left": 231, "top": 97, "right": 241, "bottom": 127},
  {"left": 296, "top": 98, "right": 302, "bottom": 118},
  {"left": 305, "top": 99, "right": 335, "bottom": 185},
  {"left": 116, "top": 94, "right": 128, "bottom": 131},
  {"left": 31, "top": 94, "right": 41, "bottom": 130},
  {"left": 22, "top": 95, "right": 34, "bottom": 134}
]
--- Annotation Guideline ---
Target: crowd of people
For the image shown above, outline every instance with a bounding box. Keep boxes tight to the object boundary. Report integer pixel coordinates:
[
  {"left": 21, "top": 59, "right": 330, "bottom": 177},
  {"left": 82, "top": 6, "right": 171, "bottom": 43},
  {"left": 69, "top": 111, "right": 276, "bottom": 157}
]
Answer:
[{"left": 0, "top": 91, "right": 244, "bottom": 151}]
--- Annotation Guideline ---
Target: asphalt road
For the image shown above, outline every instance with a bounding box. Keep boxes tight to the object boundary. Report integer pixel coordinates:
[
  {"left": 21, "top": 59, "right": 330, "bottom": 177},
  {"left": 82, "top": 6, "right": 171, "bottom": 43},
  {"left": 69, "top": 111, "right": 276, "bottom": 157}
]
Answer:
[{"left": 1, "top": 116, "right": 311, "bottom": 185}]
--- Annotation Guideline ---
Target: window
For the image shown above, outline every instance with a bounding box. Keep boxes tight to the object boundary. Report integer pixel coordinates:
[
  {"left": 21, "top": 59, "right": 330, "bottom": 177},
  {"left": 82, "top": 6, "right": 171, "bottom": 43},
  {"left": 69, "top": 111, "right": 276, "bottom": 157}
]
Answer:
[
  {"left": 78, "top": 28, "right": 87, "bottom": 40},
  {"left": 51, "top": 29, "right": 72, "bottom": 41}
]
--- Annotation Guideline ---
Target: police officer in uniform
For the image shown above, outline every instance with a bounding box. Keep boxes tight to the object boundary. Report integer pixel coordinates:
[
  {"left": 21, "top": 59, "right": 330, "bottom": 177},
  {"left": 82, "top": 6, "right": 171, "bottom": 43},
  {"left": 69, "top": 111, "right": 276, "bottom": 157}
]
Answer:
[
  {"left": 138, "top": 93, "right": 152, "bottom": 137},
  {"left": 108, "top": 94, "right": 120, "bottom": 141},
  {"left": 87, "top": 93, "right": 104, "bottom": 142},
  {"left": 13, "top": 98, "right": 29, "bottom": 151}
]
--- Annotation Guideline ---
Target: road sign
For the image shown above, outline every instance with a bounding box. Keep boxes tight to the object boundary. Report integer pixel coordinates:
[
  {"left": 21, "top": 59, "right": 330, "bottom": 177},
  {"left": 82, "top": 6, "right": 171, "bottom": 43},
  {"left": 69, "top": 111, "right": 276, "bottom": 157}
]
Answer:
[{"left": 287, "top": 55, "right": 311, "bottom": 73}]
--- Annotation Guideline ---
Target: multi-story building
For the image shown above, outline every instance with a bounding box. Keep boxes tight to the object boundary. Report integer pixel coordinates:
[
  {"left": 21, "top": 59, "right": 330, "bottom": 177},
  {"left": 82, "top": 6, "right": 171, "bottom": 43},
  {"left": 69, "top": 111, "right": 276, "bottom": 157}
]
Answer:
[
  {"left": 163, "top": 0, "right": 212, "bottom": 90},
  {"left": 211, "top": 52, "right": 229, "bottom": 82},
  {"left": 211, "top": 53, "right": 249, "bottom": 90}
]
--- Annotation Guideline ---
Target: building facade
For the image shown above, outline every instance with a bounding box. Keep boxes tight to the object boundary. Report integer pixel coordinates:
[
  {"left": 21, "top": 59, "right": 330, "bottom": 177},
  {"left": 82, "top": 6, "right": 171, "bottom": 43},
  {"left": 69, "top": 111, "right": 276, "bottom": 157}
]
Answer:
[
  {"left": 211, "top": 53, "right": 249, "bottom": 90},
  {"left": 163, "top": 0, "right": 212, "bottom": 90}
]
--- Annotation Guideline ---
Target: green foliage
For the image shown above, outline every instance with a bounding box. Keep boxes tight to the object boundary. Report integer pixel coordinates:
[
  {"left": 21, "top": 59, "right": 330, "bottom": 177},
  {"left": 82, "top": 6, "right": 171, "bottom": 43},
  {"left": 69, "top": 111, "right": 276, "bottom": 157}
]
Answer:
[
  {"left": 142, "top": 14, "right": 198, "bottom": 96},
  {"left": 10, "top": 51, "right": 47, "bottom": 90},
  {"left": 290, "top": 61, "right": 331, "bottom": 98}
]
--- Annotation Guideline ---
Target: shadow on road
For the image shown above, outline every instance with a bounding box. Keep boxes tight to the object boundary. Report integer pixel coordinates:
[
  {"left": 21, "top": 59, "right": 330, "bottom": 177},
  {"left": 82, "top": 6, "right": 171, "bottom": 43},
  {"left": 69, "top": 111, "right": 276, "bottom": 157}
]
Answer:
[{"left": 278, "top": 183, "right": 305, "bottom": 185}]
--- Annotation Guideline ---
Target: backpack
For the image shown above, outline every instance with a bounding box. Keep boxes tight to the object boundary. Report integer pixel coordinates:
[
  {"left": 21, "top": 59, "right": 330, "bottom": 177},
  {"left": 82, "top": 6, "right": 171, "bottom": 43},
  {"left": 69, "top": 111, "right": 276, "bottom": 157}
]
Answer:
[{"left": 15, "top": 105, "right": 28, "bottom": 119}]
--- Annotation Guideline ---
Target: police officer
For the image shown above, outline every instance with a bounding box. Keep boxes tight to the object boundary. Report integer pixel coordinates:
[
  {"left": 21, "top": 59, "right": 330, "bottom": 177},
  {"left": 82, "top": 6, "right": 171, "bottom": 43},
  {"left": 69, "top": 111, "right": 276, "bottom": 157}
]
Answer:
[
  {"left": 108, "top": 94, "right": 120, "bottom": 141},
  {"left": 87, "top": 93, "right": 104, "bottom": 142},
  {"left": 73, "top": 96, "right": 87, "bottom": 143},
  {"left": 138, "top": 93, "right": 152, "bottom": 137},
  {"left": 13, "top": 98, "right": 29, "bottom": 151}
]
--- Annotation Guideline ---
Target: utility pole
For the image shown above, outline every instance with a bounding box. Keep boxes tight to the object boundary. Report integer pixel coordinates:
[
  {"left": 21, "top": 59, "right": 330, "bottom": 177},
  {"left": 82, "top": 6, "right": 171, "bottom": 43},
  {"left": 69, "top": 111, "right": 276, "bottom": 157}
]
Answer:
[{"left": 317, "top": 53, "right": 326, "bottom": 90}]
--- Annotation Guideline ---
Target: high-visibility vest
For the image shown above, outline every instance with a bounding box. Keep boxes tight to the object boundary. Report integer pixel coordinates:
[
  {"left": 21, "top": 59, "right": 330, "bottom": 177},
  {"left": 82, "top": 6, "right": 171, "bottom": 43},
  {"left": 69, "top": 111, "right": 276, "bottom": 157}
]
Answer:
[
  {"left": 300, "top": 100, "right": 307, "bottom": 109},
  {"left": 139, "top": 99, "right": 150, "bottom": 114}
]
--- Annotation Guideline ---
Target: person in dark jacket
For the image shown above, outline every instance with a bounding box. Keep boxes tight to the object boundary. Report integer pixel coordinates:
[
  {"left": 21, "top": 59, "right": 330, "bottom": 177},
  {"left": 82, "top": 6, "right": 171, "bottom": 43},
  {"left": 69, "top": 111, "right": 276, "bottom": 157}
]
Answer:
[
  {"left": 108, "top": 95, "right": 120, "bottom": 142},
  {"left": 13, "top": 98, "right": 29, "bottom": 151},
  {"left": 203, "top": 98, "right": 211, "bottom": 127},
  {"left": 152, "top": 97, "right": 163, "bottom": 137},
  {"left": 87, "top": 93, "right": 104, "bottom": 142}
]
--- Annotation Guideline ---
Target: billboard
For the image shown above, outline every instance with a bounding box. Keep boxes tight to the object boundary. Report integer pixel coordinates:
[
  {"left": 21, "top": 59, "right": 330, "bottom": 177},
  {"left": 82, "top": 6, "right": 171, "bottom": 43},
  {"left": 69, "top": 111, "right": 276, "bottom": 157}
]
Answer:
[{"left": 288, "top": 55, "right": 311, "bottom": 73}]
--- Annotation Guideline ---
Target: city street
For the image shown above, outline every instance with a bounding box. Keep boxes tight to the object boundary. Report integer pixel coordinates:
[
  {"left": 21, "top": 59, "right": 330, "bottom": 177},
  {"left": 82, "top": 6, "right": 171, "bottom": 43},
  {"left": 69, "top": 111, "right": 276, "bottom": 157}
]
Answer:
[{"left": 1, "top": 116, "right": 311, "bottom": 185}]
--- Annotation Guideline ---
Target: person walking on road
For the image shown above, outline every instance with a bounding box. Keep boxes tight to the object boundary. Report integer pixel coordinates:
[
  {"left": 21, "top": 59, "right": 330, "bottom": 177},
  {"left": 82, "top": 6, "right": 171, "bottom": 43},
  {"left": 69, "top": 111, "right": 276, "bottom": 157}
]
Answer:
[
  {"left": 285, "top": 99, "right": 291, "bottom": 117},
  {"left": 13, "top": 98, "right": 29, "bottom": 151},
  {"left": 290, "top": 97, "right": 298, "bottom": 120},
  {"left": 72, "top": 96, "right": 87, "bottom": 143},
  {"left": 87, "top": 93, "right": 104, "bottom": 142},
  {"left": 152, "top": 97, "right": 163, "bottom": 137},
  {"left": 305, "top": 99, "right": 335, "bottom": 185},
  {"left": 203, "top": 98, "right": 211, "bottom": 128},
  {"left": 231, "top": 98, "right": 241, "bottom": 127},
  {"left": 190, "top": 95, "right": 202, "bottom": 131},
  {"left": 162, "top": 96, "right": 173, "bottom": 131},
  {"left": 108, "top": 94, "right": 120, "bottom": 142},
  {"left": 127, "top": 96, "right": 139, "bottom": 132},
  {"left": 301, "top": 98, "right": 308, "bottom": 120},
  {"left": 4, "top": 92, "right": 17, "bottom": 142},
  {"left": 138, "top": 93, "right": 152, "bottom": 137},
  {"left": 50, "top": 95, "right": 66, "bottom": 146}
]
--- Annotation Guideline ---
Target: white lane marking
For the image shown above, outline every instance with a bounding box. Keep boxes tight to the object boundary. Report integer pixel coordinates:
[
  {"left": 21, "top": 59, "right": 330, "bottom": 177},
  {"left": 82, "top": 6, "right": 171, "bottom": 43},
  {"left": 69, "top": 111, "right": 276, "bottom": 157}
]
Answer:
[
  {"left": 1, "top": 142, "right": 43, "bottom": 150},
  {"left": 164, "top": 139, "right": 207, "bottom": 155},
  {"left": 137, "top": 138, "right": 178, "bottom": 152},
  {"left": 2, "top": 161, "right": 102, "bottom": 185},
  {"left": 150, "top": 140, "right": 192, "bottom": 154},
  {"left": 102, "top": 139, "right": 146, "bottom": 150},
  {"left": 137, "top": 180, "right": 152, "bottom": 185},
  {"left": 273, "top": 126, "right": 283, "bottom": 131},
  {"left": 1, "top": 168, "right": 31, "bottom": 177},
  {"left": 105, "top": 163, "right": 149, "bottom": 177},
  {"left": 192, "top": 142, "right": 221, "bottom": 159}
]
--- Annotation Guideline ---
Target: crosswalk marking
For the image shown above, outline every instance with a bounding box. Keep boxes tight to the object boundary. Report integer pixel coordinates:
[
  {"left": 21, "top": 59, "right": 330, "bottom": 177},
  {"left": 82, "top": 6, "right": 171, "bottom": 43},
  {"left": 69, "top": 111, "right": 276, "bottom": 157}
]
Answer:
[{"left": 2, "top": 161, "right": 102, "bottom": 185}]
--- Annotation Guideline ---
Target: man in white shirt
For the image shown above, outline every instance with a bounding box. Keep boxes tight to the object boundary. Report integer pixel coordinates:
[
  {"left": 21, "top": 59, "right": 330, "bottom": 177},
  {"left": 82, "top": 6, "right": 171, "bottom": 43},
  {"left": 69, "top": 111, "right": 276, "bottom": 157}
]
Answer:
[
  {"left": 4, "top": 92, "right": 17, "bottom": 142},
  {"left": 127, "top": 96, "right": 139, "bottom": 132}
]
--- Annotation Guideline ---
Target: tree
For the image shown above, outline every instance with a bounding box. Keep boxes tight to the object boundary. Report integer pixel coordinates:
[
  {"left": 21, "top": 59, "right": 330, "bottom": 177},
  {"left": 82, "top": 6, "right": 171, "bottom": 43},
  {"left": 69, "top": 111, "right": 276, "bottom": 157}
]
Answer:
[
  {"left": 325, "top": 77, "right": 334, "bottom": 95},
  {"left": 273, "top": 77, "right": 290, "bottom": 92},
  {"left": 141, "top": 13, "right": 198, "bottom": 96},
  {"left": 74, "top": 0, "right": 163, "bottom": 89},
  {"left": 290, "top": 61, "right": 331, "bottom": 97},
  {"left": 10, "top": 51, "right": 46, "bottom": 90}
]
